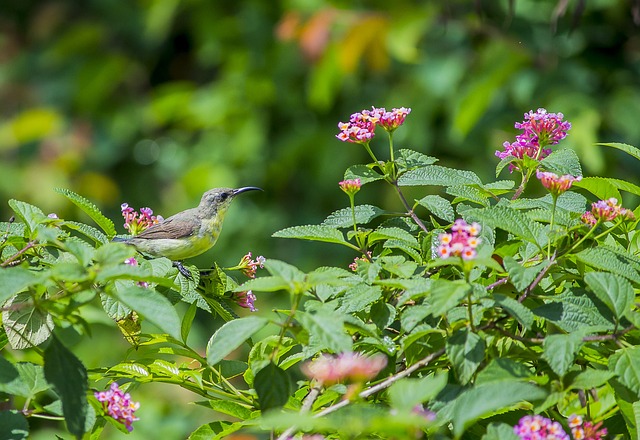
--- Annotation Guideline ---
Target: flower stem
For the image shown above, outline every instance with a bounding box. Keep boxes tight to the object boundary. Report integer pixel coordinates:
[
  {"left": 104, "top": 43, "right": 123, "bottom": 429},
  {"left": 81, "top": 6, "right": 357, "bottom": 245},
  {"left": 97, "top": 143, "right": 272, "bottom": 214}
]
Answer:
[{"left": 547, "top": 195, "right": 558, "bottom": 259}]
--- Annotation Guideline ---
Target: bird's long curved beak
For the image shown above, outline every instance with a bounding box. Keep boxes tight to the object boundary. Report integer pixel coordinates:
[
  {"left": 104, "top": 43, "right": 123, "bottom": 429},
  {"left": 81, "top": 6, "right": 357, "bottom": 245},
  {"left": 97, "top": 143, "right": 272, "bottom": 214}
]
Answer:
[{"left": 233, "top": 186, "right": 263, "bottom": 195}]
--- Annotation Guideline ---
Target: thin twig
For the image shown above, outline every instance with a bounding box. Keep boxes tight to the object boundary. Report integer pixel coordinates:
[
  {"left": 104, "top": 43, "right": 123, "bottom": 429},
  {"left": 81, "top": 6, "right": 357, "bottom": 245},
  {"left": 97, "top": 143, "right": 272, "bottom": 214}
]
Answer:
[
  {"left": 276, "top": 381, "right": 324, "bottom": 440},
  {"left": 1, "top": 241, "right": 36, "bottom": 267},
  {"left": 518, "top": 253, "right": 556, "bottom": 303},
  {"left": 486, "top": 277, "right": 509, "bottom": 290},
  {"left": 392, "top": 182, "right": 429, "bottom": 234}
]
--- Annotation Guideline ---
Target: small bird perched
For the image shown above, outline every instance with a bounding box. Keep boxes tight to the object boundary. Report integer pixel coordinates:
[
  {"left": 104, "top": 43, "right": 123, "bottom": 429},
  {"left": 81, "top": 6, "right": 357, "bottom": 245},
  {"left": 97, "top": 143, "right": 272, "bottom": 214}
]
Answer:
[{"left": 114, "top": 187, "right": 262, "bottom": 277}]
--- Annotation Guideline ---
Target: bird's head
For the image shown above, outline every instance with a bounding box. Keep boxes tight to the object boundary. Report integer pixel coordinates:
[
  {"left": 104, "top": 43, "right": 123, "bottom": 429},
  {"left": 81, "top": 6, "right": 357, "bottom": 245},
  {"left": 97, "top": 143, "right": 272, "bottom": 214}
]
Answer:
[{"left": 198, "top": 187, "right": 262, "bottom": 218}]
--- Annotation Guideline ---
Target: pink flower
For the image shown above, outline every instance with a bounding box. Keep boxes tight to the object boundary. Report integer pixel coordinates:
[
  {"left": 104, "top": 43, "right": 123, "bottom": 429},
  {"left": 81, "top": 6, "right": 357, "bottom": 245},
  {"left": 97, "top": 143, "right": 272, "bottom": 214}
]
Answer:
[
  {"left": 301, "top": 352, "right": 387, "bottom": 385},
  {"left": 95, "top": 382, "right": 140, "bottom": 432},
  {"left": 437, "top": 219, "right": 482, "bottom": 261},
  {"left": 121, "top": 203, "right": 163, "bottom": 236},
  {"left": 336, "top": 110, "right": 378, "bottom": 143},
  {"left": 349, "top": 251, "right": 372, "bottom": 271},
  {"left": 496, "top": 108, "right": 571, "bottom": 172},
  {"left": 238, "top": 252, "right": 266, "bottom": 278},
  {"left": 371, "top": 106, "right": 411, "bottom": 132},
  {"left": 513, "top": 415, "right": 569, "bottom": 440},
  {"left": 339, "top": 178, "right": 362, "bottom": 195},
  {"left": 590, "top": 198, "right": 635, "bottom": 222},
  {"left": 568, "top": 414, "right": 607, "bottom": 440},
  {"left": 233, "top": 290, "right": 257, "bottom": 312},
  {"left": 536, "top": 170, "right": 582, "bottom": 196}
]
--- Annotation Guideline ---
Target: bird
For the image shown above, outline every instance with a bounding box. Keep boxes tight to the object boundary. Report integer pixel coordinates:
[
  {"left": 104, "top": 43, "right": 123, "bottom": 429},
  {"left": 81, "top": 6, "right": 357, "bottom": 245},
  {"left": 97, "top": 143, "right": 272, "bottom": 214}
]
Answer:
[{"left": 114, "top": 187, "right": 262, "bottom": 277}]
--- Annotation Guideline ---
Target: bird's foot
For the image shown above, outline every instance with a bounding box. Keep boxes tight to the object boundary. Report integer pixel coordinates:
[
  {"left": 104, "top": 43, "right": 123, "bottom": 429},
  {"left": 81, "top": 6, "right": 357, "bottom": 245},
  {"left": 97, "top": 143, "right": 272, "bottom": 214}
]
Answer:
[{"left": 173, "top": 261, "right": 193, "bottom": 279}]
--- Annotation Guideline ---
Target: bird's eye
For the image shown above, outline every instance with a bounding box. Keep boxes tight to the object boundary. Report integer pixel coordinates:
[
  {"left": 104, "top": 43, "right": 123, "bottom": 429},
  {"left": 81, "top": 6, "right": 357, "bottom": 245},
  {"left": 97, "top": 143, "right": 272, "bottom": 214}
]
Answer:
[{"left": 219, "top": 192, "right": 230, "bottom": 201}]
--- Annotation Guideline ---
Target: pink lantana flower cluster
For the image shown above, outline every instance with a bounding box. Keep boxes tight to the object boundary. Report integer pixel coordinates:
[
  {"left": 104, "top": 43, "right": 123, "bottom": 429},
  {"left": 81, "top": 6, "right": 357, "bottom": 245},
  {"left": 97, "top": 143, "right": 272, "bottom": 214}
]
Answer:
[
  {"left": 568, "top": 415, "right": 607, "bottom": 440},
  {"left": 238, "top": 252, "right": 266, "bottom": 279},
  {"left": 121, "top": 203, "right": 163, "bottom": 236},
  {"left": 349, "top": 251, "right": 372, "bottom": 272},
  {"left": 436, "top": 219, "right": 482, "bottom": 261},
  {"left": 496, "top": 108, "right": 571, "bottom": 171},
  {"left": 581, "top": 197, "right": 635, "bottom": 226},
  {"left": 513, "top": 415, "right": 570, "bottom": 440},
  {"left": 336, "top": 107, "right": 411, "bottom": 143},
  {"left": 95, "top": 382, "right": 140, "bottom": 432},
  {"left": 232, "top": 290, "right": 257, "bottom": 312},
  {"left": 536, "top": 170, "right": 582, "bottom": 197},
  {"left": 339, "top": 178, "right": 362, "bottom": 195},
  {"left": 301, "top": 352, "right": 387, "bottom": 385}
]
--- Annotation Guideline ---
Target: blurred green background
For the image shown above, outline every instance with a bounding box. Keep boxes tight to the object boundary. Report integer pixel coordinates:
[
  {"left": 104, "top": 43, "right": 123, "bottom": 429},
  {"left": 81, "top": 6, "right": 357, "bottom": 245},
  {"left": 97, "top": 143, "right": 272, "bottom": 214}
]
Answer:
[{"left": 2, "top": 0, "right": 640, "bottom": 437}]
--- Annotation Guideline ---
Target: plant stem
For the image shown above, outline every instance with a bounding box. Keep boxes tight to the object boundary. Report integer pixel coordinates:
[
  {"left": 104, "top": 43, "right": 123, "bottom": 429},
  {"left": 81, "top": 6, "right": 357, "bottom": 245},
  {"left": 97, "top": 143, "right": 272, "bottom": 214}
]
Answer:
[
  {"left": 547, "top": 195, "right": 558, "bottom": 259},
  {"left": 392, "top": 181, "right": 429, "bottom": 233}
]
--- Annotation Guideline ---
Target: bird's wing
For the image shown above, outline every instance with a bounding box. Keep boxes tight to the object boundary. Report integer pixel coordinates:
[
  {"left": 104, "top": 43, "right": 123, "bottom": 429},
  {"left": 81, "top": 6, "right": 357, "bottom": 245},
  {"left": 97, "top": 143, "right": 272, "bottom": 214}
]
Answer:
[{"left": 132, "top": 216, "right": 198, "bottom": 240}]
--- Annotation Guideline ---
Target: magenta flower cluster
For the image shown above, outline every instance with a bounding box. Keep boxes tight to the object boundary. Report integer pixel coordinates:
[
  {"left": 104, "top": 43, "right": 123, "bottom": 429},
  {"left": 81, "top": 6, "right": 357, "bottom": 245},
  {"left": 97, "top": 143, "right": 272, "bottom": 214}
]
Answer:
[
  {"left": 339, "top": 178, "right": 362, "bottom": 195},
  {"left": 301, "top": 352, "right": 387, "bottom": 385},
  {"left": 233, "top": 290, "right": 257, "bottom": 312},
  {"left": 238, "top": 252, "right": 266, "bottom": 279},
  {"left": 582, "top": 197, "right": 635, "bottom": 225},
  {"left": 514, "top": 415, "right": 570, "bottom": 440},
  {"left": 95, "top": 382, "right": 140, "bottom": 432},
  {"left": 568, "top": 415, "right": 607, "bottom": 440},
  {"left": 536, "top": 170, "right": 582, "bottom": 196},
  {"left": 336, "top": 107, "right": 411, "bottom": 143},
  {"left": 436, "top": 219, "right": 482, "bottom": 260},
  {"left": 121, "top": 203, "right": 163, "bottom": 236},
  {"left": 496, "top": 108, "right": 571, "bottom": 171}
]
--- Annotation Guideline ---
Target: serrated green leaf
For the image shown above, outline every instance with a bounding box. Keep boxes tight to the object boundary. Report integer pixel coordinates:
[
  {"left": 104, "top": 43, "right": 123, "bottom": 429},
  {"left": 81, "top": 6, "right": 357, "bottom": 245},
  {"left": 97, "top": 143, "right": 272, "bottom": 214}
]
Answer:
[
  {"left": 54, "top": 188, "right": 116, "bottom": 237},
  {"left": 476, "top": 358, "right": 533, "bottom": 384},
  {"left": 598, "top": 142, "right": 640, "bottom": 162},
  {"left": 416, "top": 195, "right": 454, "bottom": 222},
  {"left": 322, "top": 204, "right": 386, "bottom": 228},
  {"left": 114, "top": 286, "right": 182, "bottom": 340},
  {"left": 206, "top": 316, "right": 269, "bottom": 366},
  {"left": 0, "top": 410, "right": 29, "bottom": 440},
  {"left": 609, "top": 346, "right": 640, "bottom": 397},
  {"left": 62, "top": 221, "right": 108, "bottom": 244},
  {"left": 446, "top": 185, "right": 490, "bottom": 207},
  {"left": 181, "top": 301, "right": 197, "bottom": 343},
  {"left": 567, "top": 368, "right": 616, "bottom": 390},
  {"left": 396, "top": 149, "right": 438, "bottom": 169},
  {"left": 254, "top": 363, "right": 291, "bottom": 412},
  {"left": 493, "top": 294, "right": 534, "bottom": 330},
  {"left": 7, "top": 200, "right": 46, "bottom": 234},
  {"left": 2, "top": 293, "right": 53, "bottom": 349},
  {"left": 388, "top": 373, "right": 448, "bottom": 412},
  {"left": 446, "top": 328, "right": 485, "bottom": 384},
  {"left": 502, "top": 257, "right": 546, "bottom": 292},
  {"left": 398, "top": 165, "right": 482, "bottom": 187},
  {"left": 383, "top": 239, "right": 422, "bottom": 262},
  {"left": 542, "top": 333, "right": 583, "bottom": 377},
  {"left": 427, "top": 279, "right": 470, "bottom": 317},
  {"left": 298, "top": 310, "right": 353, "bottom": 353},
  {"left": 450, "top": 381, "right": 546, "bottom": 437},
  {"left": 482, "top": 423, "right": 520, "bottom": 440},
  {"left": 533, "top": 289, "right": 615, "bottom": 332},
  {"left": 576, "top": 247, "right": 640, "bottom": 284},
  {"left": 195, "top": 400, "right": 253, "bottom": 420},
  {"left": 573, "top": 177, "right": 622, "bottom": 201},
  {"left": 585, "top": 271, "right": 634, "bottom": 319},
  {"left": 44, "top": 337, "right": 88, "bottom": 439},
  {"left": 465, "top": 205, "right": 545, "bottom": 247},
  {"left": 0, "top": 267, "right": 47, "bottom": 304},
  {"left": 337, "top": 284, "right": 382, "bottom": 314},
  {"left": 272, "top": 225, "right": 349, "bottom": 246},
  {"left": 344, "top": 164, "right": 385, "bottom": 184},
  {"left": 369, "top": 227, "right": 418, "bottom": 248},
  {"left": 540, "top": 148, "right": 582, "bottom": 176}
]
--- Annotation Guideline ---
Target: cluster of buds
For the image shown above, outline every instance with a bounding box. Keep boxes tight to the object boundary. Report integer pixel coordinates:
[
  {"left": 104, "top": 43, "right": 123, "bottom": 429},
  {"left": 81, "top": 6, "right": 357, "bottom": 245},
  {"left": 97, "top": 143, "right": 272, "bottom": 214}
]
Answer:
[
  {"left": 436, "top": 219, "right": 482, "bottom": 261},
  {"left": 336, "top": 107, "right": 411, "bottom": 143},
  {"left": 339, "top": 178, "right": 362, "bottom": 196},
  {"left": 124, "top": 257, "right": 149, "bottom": 288},
  {"left": 581, "top": 197, "right": 635, "bottom": 225},
  {"left": 496, "top": 108, "right": 571, "bottom": 171},
  {"left": 301, "top": 352, "right": 387, "bottom": 386},
  {"left": 121, "top": 203, "right": 163, "bottom": 236},
  {"left": 238, "top": 252, "right": 266, "bottom": 278},
  {"left": 568, "top": 415, "right": 607, "bottom": 440},
  {"left": 536, "top": 170, "right": 582, "bottom": 197},
  {"left": 232, "top": 290, "right": 257, "bottom": 312},
  {"left": 349, "top": 251, "right": 372, "bottom": 271},
  {"left": 95, "top": 382, "right": 140, "bottom": 432},
  {"left": 513, "top": 415, "right": 569, "bottom": 440}
]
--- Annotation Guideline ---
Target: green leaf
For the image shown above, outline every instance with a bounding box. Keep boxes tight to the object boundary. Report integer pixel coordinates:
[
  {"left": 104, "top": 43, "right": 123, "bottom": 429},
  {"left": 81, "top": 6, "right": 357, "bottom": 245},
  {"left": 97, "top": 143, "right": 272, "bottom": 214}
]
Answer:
[
  {"left": 2, "top": 293, "right": 54, "bottom": 349},
  {"left": 54, "top": 188, "right": 116, "bottom": 237},
  {"left": 254, "top": 362, "right": 291, "bottom": 412},
  {"left": 450, "top": 381, "right": 546, "bottom": 437},
  {"left": 493, "top": 294, "right": 534, "bottom": 330},
  {"left": 272, "top": 225, "right": 349, "bottom": 246},
  {"left": 7, "top": 200, "right": 46, "bottom": 234},
  {"left": 114, "top": 286, "right": 182, "bottom": 340},
  {"left": 322, "top": 205, "right": 386, "bottom": 228},
  {"left": 476, "top": 358, "right": 533, "bottom": 384},
  {"left": 344, "top": 165, "right": 385, "bottom": 184},
  {"left": 573, "top": 177, "right": 622, "bottom": 200},
  {"left": 446, "top": 185, "right": 490, "bottom": 207},
  {"left": 533, "top": 289, "right": 615, "bottom": 332},
  {"left": 539, "top": 148, "right": 582, "bottom": 176},
  {"left": 416, "top": 195, "right": 455, "bottom": 222},
  {"left": 576, "top": 247, "right": 640, "bottom": 284},
  {"left": 181, "top": 301, "right": 198, "bottom": 343},
  {"left": 465, "top": 205, "right": 544, "bottom": 247},
  {"left": 542, "top": 333, "right": 583, "bottom": 377},
  {"left": 396, "top": 149, "right": 438, "bottom": 169},
  {"left": 62, "top": 221, "right": 108, "bottom": 244},
  {"left": 0, "top": 410, "right": 29, "bottom": 440},
  {"left": 609, "top": 346, "right": 640, "bottom": 397},
  {"left": 597, "top": 142, "right": 640, "bottom": 162},
  {"left": 388, "top": 373, "right": 448, "bottom": 412},
  {"left": 482, "top": 423, "right": 519, "bottom": 440},
  {"left": 206, "top": 316, "right": 269, "bottom": 366},
  {"left": 398, "top": 165, "right": 482, "bottom": 187},
  {"left": 446, "top": 328, "right": 485, "bottom": 384},
  {"left": 427, "top": 279, "right": 470, "bottom": 317},
  {"left": 566, "top": 368, "right": 616, "bottom": 390},
  {"left": 188, "top": 421, "right": 243, "bottom": 440},
  {"left": 337, "top": 284, "right": 382, "bottom": 313},
  {"left": 298, "top": 310, "right": 353, "bottom": 353},
  {"left": 584, "top": 271, "right": 634, "bottom": 320},
  {"left": 0, "top": 267, "right": 47, "bottom": 304},
  {"left": 43, "top": 336, "right": 88, "bottom": 439},
  {"left": 502, "top": 257, "right": 546, "bottom": 292},
  {"left": 369, "top": 227, "right": 418, "bottom": 248},
  {"left": 196, "top": 400, "right": 253, "bottom": 420}
]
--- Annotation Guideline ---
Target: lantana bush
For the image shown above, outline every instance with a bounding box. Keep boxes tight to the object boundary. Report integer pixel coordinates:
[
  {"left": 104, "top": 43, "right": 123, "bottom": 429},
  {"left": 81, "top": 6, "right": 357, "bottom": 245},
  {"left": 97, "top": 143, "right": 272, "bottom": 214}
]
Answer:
[{"left": 2, "top": 106, "right": 640, "bottom": 439}]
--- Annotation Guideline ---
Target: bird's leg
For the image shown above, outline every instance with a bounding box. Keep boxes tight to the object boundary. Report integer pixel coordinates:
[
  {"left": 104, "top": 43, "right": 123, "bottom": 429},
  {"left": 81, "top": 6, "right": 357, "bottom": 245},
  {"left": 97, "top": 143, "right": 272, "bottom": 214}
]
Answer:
[{"left": 173, "top": 261, "right": 193, "bottom": 279}]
